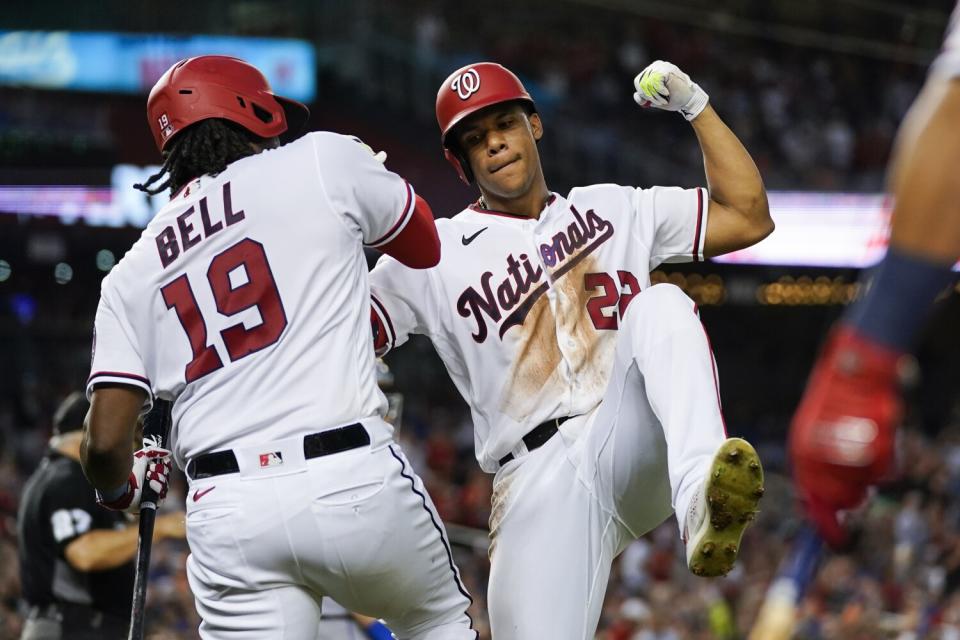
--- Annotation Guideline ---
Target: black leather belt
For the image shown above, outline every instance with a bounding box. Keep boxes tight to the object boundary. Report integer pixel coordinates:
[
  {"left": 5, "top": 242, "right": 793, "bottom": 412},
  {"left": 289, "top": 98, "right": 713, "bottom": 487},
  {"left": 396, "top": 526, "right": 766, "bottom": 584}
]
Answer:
[
  {"left": 499, "top": 416, "right": 572, "bottom": 466},
  {"left": 186, "top": 423, "right": 370, "bottom": 480}
]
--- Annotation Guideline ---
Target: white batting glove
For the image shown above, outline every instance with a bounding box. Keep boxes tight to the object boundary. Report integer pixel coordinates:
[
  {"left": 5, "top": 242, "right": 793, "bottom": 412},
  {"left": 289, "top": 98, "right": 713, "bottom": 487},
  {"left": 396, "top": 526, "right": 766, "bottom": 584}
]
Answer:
[
  {"left": 96, "top": 436, "right": 173, "bottom": 514},
  {"left": 633, "top": 60, "right": 710, "bottom": 121}
]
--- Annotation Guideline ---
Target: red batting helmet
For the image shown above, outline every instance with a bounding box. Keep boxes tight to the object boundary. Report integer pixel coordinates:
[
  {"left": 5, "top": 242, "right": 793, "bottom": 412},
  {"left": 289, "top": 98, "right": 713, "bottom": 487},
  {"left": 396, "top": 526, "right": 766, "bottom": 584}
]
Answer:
[
  {"left": 436, "top": 62, "right": 536, "bottom": 184},
  {"left": 146, "top": 55, "right": 310, "bottom": 152}
]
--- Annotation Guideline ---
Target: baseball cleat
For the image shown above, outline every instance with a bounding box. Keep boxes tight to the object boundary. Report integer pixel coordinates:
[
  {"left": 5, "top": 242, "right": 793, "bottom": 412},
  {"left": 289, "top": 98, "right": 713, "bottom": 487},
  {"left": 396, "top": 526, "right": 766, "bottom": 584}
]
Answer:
[{"left": 685, "top": 438, "right": 764, "bottom": 577}]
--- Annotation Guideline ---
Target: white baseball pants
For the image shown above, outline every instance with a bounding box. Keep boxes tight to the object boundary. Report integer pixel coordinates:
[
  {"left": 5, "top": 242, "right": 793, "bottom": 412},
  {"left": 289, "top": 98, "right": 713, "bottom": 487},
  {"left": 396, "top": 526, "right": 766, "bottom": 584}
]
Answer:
[
  {"left": 487, "top": 284, "right": 727, "bottom": 639},
  {"left": 184, "top": 420, "right": 476, "bottom": 640}
]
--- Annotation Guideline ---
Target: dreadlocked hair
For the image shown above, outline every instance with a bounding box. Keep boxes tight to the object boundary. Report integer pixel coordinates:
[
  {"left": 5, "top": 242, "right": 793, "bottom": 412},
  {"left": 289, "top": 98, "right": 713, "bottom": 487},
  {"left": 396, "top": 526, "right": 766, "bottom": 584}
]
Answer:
[{"left": 134, "top": 119, "right": 265, "bottom": 196}]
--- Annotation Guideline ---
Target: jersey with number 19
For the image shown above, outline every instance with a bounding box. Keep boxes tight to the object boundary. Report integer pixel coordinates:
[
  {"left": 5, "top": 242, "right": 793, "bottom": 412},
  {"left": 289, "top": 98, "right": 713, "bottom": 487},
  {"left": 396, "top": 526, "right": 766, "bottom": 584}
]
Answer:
[{"left": 86, "top": 132, "right": 416, "bottom": 468}]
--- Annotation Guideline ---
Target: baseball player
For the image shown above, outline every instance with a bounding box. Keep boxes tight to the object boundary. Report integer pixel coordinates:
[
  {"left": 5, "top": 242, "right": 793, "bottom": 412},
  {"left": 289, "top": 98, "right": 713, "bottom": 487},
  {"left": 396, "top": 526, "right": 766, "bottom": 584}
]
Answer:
[
  {"left": 369, "top": 60, "right": 772, "bottom": 638},
  {"left": 79, "top": 56, "right": 475, "bottom": 639},
  {"left": 790, "top": 5, "right": 960, "bottom": 548}
]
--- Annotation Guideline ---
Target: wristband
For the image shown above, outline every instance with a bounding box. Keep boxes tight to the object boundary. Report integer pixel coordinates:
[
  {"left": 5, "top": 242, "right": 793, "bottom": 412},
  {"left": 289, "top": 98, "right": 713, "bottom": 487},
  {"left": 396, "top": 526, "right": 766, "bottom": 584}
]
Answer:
[
  {"left": 680, "top": 85, "right": 709, "bottom": 121},
  {"left": 98, "top": 479, "right": 130, "bottom": 503},
  {"left": 844, "top": 247, "right": 956, "bottom": 351}
]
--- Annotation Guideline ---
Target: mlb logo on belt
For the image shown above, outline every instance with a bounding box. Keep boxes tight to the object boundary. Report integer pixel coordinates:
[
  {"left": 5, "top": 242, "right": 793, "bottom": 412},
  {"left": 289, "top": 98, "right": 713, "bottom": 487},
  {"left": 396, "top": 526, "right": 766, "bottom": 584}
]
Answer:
[{"left": 259, "top": 452, "right": 283, "bottom": 468}]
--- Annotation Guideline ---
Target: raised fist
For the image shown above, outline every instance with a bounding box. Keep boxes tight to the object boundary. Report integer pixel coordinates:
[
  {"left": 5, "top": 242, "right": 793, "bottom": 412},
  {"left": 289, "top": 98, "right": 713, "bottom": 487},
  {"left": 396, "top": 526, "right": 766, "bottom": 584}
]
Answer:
[{"left": 633, "top": 60, "right": 710, "bottom": 121}]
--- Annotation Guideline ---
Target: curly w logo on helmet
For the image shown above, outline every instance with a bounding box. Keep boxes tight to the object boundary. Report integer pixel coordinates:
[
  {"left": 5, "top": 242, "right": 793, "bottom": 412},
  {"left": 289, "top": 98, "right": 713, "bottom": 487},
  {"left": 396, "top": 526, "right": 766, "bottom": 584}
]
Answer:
[{"left": 451, "top": 68, "right": 481, "bottom": 100}]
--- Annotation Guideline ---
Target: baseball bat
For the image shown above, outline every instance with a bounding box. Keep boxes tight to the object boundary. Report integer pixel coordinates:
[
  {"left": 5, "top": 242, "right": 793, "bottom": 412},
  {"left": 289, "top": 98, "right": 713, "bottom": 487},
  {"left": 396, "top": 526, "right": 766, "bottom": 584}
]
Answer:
[
  {"left": 128, "top": 399, "right": 173, "bottom": 640},
  {"left": 747, "top": 525, "right": 824, "bottom": 640}
]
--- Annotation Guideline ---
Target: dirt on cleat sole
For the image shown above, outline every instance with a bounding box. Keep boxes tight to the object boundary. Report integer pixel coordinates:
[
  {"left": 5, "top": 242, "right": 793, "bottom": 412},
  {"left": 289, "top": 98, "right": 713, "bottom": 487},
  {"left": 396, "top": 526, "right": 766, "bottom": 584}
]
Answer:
[{"left": 689, "top": 437, "right": 764, "bottom": 578}]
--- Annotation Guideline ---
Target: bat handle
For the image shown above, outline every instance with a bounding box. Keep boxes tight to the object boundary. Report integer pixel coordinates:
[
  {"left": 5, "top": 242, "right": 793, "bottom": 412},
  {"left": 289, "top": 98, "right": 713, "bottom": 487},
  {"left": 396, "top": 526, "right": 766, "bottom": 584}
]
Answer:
[
  {"left": 127, "top": 398, "right": 171, "bottom": 640},
  {"left": 747, "top": 526, "right": 825, "bottom": 640},
  {"left": 128, "top": 504, "right": 158, "bottom": 640},
  {"left": 785, "top": 525, "right": 824, "bottom": 597}
]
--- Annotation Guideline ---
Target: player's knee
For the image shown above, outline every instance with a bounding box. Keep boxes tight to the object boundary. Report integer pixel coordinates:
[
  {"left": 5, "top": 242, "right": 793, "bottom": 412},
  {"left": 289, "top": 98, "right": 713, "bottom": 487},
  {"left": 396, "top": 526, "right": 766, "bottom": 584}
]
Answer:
[{"left": 621, "top": 283, "right": 696, "bottom": 331}]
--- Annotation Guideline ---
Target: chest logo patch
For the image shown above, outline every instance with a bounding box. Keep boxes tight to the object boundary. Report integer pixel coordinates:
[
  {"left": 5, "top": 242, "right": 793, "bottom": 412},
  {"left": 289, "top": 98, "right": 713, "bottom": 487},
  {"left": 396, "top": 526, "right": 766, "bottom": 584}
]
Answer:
[{"left": 456, "top": 206, "right": 614, "bottom": 343}]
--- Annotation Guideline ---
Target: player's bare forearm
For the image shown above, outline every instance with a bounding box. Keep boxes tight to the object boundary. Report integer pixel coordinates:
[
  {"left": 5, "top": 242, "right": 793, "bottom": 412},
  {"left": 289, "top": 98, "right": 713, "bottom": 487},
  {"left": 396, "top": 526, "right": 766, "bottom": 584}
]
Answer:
[
  {"left": 690, "top": 105, "right": 773, "bottom": 257},
  {"left": 65, "top": 525, "right": 140, "bottom": 571},
  {"left": 80, "top": 429, "right": 132, "bottom": 490},
  {"left": 886, "top": 77, "right": 960, "bottom": 264},
  {"left": 81, "top": 386, "right": 146, "bottom": 490},
  {"left": 64, "top": 512, "right": 184, "bottom": 572}
]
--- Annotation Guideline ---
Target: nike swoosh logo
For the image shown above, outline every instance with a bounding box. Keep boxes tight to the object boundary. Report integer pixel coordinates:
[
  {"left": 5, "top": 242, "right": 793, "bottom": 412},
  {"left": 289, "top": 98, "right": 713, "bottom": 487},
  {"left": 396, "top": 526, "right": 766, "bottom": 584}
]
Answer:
[
  {"left": 192, "top": 487, "right": 216, "bottom": 502},
  {"left": 461, "top": 227, "right": 488, "bottom": 246}
]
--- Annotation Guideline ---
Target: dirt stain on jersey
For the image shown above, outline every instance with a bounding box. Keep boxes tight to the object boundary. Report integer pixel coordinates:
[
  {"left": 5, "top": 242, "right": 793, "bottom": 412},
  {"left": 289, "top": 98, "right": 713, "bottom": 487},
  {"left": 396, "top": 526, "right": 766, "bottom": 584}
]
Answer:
[
  {"left": 499, "top": 254, "right": 619, "bottom": 420},
  {"left": 499, "top": 292, "right": 562, "bottom": 420},
  {"left": 555, "top": 256, "right": 600, "bottom": 371},
  {"left": 555, "top": 255, "right": 618, "bottom": 400}
]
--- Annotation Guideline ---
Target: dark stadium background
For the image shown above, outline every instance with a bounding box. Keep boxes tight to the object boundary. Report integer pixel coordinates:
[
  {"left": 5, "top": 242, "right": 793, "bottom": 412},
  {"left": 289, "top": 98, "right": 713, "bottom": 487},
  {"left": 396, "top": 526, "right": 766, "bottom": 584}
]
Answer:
[{"left": 1, "top": 1, "right": 959, "bottom": 638}]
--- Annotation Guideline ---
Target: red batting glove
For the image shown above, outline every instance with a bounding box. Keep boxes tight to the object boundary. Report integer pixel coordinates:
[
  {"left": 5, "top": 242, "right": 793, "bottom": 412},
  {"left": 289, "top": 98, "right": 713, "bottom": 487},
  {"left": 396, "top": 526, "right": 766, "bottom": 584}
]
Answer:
[
  {"left": 789, "top": 326, "right": 904, "bottom": 548},
  {"left": 96, "top": 439, "right": 173, "bottom": 514}
]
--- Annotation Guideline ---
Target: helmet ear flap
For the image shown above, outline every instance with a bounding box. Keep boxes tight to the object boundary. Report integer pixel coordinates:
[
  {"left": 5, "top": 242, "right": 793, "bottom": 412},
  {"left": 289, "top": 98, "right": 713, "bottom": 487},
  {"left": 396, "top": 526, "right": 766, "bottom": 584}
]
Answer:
[{"left": 444, "top": 147, "right": 474, "bottom": 185}]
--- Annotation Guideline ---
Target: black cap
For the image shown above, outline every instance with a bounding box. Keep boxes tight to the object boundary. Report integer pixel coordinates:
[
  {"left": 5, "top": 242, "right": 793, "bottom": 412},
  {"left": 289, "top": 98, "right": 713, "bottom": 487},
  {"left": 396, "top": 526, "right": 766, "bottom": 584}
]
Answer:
[{"left": 53, "top": 392, "right": 89, "bottom": 435}]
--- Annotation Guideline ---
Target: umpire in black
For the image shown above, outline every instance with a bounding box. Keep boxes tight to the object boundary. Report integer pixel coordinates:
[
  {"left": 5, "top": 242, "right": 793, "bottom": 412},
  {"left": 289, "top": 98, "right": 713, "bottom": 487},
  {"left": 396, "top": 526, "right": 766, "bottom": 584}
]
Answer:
[{"left": 17, "top": 392, "right": 184, "bottom": 639}]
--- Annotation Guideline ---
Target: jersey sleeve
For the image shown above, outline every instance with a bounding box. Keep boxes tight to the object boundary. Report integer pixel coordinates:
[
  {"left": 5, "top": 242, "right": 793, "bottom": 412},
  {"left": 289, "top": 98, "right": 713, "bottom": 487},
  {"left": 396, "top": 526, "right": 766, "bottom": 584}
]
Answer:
[
  {"left": 311, "top": 132, "right": 416, "bottom": 248},
  {"left": 45, "top": 470, "right": 119, "bottom": 556},
  {"left": 86, "top": 281, "right": 153, "bottom": 412},
  {"left": 630, "top": 185, "right": 709, "bottom": 269},
  {"left": 369, "top": 255, "right": 433, "bottom": 357}
]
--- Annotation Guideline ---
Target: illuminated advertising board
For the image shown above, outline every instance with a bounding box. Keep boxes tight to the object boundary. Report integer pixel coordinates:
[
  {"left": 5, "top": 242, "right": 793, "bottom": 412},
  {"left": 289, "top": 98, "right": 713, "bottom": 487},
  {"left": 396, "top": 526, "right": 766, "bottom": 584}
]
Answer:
[{"left": 0, "top": 31, "right": 316, "bottom": 101}]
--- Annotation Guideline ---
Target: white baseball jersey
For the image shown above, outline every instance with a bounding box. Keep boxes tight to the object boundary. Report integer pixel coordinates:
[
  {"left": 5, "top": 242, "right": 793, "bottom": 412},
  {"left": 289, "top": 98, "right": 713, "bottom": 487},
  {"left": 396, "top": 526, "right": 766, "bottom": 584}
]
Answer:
[
  {"left": 87, "top": 132, "right": 416, "bottom": 468},
  {"left": 370, "top": 185, "right": 708, "bottom": 471},
  {"left": 933, "top": 1, "right": 960, "bottom": 78}
]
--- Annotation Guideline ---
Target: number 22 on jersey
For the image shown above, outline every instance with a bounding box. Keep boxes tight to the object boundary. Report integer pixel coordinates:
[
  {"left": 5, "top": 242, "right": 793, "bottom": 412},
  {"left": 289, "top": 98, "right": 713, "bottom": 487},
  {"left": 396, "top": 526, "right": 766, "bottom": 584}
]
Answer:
[
  {"left": 585, "top": 270, "right": 641, "bottom": 330},
  {"left": 161, "top": 237, "right": 287, "bottom": 383}
]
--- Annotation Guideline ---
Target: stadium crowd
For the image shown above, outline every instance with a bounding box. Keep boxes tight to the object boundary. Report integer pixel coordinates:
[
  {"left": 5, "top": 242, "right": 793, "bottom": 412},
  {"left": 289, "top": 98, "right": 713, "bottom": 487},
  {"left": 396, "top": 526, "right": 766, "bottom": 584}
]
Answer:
[
  {"left": 334, "top": 0, "right": 941, "bottom": 194},
  {"left": 2, "top": 1, "right": 942, "bottom": 194}
]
